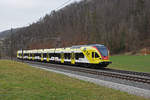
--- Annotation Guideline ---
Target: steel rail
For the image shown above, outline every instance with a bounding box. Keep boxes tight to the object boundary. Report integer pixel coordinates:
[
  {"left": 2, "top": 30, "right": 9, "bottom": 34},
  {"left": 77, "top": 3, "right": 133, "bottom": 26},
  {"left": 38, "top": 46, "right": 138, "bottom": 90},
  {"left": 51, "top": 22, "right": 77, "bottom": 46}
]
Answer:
[{"left": 101, "top": 68, "right": 150, "bottom": 78}]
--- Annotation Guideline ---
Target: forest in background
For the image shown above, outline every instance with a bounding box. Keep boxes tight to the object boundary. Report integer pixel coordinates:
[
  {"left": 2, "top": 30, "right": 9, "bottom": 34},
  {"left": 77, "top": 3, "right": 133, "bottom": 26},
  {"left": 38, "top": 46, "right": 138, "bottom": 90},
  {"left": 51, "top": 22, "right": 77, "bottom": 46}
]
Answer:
[{"left": 1, "top": 0, "right": 150, "bottom": 57}]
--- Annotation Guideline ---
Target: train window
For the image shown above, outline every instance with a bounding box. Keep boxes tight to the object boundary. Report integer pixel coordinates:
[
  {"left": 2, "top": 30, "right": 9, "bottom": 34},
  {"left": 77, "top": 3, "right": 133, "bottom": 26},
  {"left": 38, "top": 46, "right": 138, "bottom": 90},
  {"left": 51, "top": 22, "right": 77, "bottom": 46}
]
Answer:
[
  {"left": 43, "top": 53, "right": 47, "bottom": 58},
  {"left": 36, "top": 53, "right": 39, "bottom": 57},
  {"left": 52, "top": 53, "right": 55, "bottom": 57},
  {"left": 95, "top": 53, "right": 99, "bottom": 58},
  {"left": 75, "top": 53, "right": 78, "bottom": 59},
  {"left": 30, "top": 53, "right": 32, "bottom": 57},
  {"left": 64, "top": 53, "right": 71, "bottom": 59},
  {"left": 58, "top": 53, "right": 61, "bottom": 59},
  {"left": 64, "top": 53, "right": 67, "bottom": 59},
  {"left": 49, "top": 53, "right": 54, "bottom": 58},
  {"left": 49, "top": 53, "right": 51, "bottom": 57},
  {"left": 75, "top": 53, "right": 84, "bottom": 59},
  {"left": 55, "top": 53, "right": 60, "bottom": 58},
  {"left": 53, "top": 53, "right": 55, "bottom": 57},
  {"left": 75, "top": 53, "right": 79, "bottom": 60},
  {"left": 92, "top": 52, "right": 94, "bottom": 58},
  {"left": 24, "top": 53, "right": 27, "bottom": 56},
  {"left": 68, "top": 53, "right": 71, "bottom": 59},
  {"left": 55, "top": 53, "right": 57, "bottom": 57},
  {"left": 79, "top": 53, "right": 84, "bottom": 58},
  {"left": 36, "top": 53, "right": 41, "bottom": 57},
  {"left": 67, "top": 53, "right": 69, "bottom": 59},
  {"left": 34, "top": 53, "right": 37, "bottom": 56},
  {"left": 92, "top": 52, "right": 99, "bottom": 58}
]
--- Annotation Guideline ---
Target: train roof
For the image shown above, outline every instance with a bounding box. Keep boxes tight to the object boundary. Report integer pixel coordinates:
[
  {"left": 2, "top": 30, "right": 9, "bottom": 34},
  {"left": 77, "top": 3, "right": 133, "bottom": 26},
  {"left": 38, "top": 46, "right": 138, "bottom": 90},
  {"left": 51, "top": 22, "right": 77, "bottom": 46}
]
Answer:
[
  {"left": 71, "top": 44, "right": 104, "bottom": 49},
  {"left": 17, "top": 44, "right": 105, "bottom": 52}
]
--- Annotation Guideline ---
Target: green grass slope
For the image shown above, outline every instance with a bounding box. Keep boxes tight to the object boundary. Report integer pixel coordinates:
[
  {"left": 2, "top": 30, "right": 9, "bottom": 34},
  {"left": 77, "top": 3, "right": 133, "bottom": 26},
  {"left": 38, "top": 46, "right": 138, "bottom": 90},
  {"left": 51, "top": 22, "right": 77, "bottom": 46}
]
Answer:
[
  {"left": 108, "top": 55, "right": 150, "bottom": 73},
  {"left": 0, "top": 60, "right": 149, "bottom": 100}
]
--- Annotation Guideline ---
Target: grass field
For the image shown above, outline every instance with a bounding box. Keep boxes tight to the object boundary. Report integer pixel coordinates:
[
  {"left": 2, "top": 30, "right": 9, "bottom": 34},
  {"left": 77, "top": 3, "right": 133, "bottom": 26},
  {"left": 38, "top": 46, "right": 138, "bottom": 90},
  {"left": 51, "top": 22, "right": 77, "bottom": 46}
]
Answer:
[
  {"left": 108, "top": 55, "right": 150, "bottom": 73},
  {"left": 0, "top": 60, "right": 149, "bottom": 100}
]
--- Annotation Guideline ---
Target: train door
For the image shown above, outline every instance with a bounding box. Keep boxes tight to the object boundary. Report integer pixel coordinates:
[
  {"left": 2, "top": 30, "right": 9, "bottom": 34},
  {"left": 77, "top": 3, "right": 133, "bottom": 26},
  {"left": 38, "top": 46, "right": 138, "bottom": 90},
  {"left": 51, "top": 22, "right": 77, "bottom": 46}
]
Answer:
[
  {"left": 32, "top": 53, "right": 35, "bottom": 60},
  {"left": 47, "top": 53, "right": 50, "bottom": 62},
  {"left": 71, "top": 52, "right": 75, "bottom": 64},
  {"left": 41, "top": 53, "right": 44, "bottom": 61},
  {"left": 92, "top": 52, "right": 100, "bottom": 63},
  {"left": 28, "top": 53, "right": 30, "bottom": 60},
  {"left": 61, "top": 52, "right": 64, "bottom": 63}
]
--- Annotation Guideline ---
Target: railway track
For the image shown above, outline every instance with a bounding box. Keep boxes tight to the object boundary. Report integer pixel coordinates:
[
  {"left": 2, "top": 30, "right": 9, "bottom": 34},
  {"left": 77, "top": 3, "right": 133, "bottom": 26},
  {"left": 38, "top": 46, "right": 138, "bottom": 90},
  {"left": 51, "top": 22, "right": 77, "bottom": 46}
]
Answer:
[
  {"left": 99, "top": 68, "right": 150, "bottom": 78},
  {"left": 18, "top": 60, "right": 150, "bottom": 84}
]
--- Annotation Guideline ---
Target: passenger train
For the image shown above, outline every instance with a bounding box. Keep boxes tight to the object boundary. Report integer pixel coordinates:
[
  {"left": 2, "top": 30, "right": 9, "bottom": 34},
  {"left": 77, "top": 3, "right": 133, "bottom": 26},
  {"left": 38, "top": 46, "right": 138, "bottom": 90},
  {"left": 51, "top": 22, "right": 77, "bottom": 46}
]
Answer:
[{"left": 17, "top": 44, "right": 112, "bottom": 68}]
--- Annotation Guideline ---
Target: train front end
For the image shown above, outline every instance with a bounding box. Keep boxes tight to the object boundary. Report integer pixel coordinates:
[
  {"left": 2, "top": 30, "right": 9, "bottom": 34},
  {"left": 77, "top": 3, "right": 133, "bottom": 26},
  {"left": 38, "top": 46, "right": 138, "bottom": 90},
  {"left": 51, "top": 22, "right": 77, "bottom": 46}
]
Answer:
[{"left": 93, "top": 45, "right": 112, "bottom": 67}]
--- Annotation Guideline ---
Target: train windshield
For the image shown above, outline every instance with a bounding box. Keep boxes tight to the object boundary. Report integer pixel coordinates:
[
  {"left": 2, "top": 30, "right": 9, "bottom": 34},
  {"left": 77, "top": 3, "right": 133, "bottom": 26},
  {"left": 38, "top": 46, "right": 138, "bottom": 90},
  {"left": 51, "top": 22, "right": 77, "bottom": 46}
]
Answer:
[{"left": 96, "top": 46, "right": 108, "bottom": 56}]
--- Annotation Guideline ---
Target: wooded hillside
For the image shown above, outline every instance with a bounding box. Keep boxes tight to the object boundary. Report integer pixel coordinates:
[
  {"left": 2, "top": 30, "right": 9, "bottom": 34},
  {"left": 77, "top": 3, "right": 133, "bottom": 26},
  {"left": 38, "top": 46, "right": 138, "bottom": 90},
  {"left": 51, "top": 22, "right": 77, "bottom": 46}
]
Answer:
[{"left": 2, "top": 0, "right": 150, "bottom": 56}]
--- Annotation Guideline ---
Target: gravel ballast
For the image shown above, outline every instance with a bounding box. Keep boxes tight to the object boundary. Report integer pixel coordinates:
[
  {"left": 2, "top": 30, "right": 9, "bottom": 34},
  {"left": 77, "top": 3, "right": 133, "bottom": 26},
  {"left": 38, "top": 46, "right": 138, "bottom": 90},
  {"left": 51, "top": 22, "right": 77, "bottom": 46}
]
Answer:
[{"left": 30, "top": 64, "right": 150, "bottom": 98}]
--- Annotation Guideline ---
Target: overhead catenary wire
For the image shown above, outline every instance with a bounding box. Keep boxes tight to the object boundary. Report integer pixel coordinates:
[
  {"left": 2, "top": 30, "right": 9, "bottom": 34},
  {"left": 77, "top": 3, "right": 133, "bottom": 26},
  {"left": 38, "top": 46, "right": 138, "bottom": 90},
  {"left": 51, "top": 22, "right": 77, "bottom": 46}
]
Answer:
[{"left": 54, "top": 0, "right": 72, "bottom": 11}]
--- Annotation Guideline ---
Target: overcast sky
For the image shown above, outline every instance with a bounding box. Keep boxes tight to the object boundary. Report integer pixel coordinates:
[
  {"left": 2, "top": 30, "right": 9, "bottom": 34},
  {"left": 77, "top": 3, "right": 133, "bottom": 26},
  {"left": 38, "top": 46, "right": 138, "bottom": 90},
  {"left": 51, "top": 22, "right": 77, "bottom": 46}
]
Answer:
[{"left": 0, "top": 0, "right": 81, "bottom": 32}]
